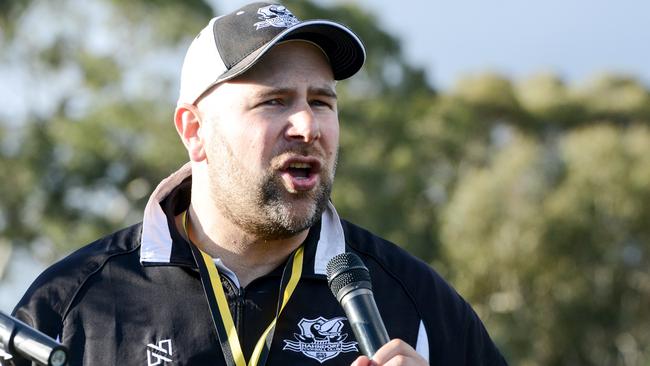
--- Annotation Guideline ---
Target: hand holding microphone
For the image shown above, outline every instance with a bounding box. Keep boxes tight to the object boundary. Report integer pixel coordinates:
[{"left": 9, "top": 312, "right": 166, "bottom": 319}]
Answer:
[{"left": 326, "top": 252, "right": 427, "bottom": 366}]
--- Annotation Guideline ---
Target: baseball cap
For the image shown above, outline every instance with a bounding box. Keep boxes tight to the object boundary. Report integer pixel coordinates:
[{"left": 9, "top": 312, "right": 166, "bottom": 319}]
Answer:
[{"left": 178, "top": 2, "right": 366, "bottom": 105}]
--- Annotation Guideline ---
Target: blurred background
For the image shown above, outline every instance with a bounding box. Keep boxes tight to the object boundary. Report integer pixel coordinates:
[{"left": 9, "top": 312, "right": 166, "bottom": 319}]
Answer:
[{"left": 1, "top": 0, "right": 649, "bottom": 364}]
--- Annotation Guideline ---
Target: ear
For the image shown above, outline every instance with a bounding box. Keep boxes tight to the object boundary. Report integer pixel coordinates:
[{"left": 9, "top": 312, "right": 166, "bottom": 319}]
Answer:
[{"left": 174, "top": 103, "right": 206, "bottom": 162}]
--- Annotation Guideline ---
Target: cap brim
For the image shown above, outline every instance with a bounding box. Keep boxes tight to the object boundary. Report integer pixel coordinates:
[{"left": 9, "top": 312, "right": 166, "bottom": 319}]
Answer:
[{"left": 216, "top": 19, "right": 366, "bottom": 85}]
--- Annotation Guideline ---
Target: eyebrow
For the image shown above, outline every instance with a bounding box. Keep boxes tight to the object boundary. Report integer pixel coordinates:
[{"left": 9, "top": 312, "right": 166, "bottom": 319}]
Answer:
[
  {"left": 310, "top": 86, "right": 338, "bottom": 99},
  {"left": 252, "top": 86, "right": 338, "bottom": 100}
]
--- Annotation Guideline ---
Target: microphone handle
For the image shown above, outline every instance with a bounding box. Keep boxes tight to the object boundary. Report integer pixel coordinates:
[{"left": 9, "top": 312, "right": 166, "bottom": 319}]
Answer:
[{"left": 340, "top": 288, "right": 390, "bottom": 358}]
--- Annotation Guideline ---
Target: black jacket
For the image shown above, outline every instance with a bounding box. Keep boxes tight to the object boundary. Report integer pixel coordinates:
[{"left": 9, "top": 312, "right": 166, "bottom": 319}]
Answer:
[{"left": 6, "top": 165, "right": 507, "bottom": 365}]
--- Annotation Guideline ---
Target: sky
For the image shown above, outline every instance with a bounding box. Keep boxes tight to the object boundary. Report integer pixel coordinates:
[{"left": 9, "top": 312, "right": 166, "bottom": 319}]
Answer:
[{"left": 219, "top": 0, "right": 650, "bottom": 89}]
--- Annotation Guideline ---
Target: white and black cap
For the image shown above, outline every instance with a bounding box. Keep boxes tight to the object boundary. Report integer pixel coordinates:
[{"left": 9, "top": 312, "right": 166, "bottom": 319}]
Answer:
[{"left": 178, "top": 2, "right": 366, "bottom": 105}]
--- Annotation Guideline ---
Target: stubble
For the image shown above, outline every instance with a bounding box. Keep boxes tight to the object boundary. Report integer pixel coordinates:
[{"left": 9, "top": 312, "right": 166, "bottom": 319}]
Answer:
[{"left": 206, "top": 129, "right": 336, "bottom": 240}]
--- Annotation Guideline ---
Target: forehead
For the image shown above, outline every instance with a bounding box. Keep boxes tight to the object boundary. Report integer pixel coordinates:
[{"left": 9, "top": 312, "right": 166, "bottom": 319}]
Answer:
[
  {"left": 232, "top": 40, "right": 335, "bottom": 85},
  {"left": 198, "top": 41, "right": 336, "bottom": 108}
]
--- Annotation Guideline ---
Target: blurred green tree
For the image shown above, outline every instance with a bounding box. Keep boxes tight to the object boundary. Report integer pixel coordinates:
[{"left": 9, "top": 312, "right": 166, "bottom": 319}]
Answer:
[
  {"left": 0, "top": 0, "right": 207, "bottom": 259},
  {"left": 442, "top": 125, "right": 650, "bottom": 365}
]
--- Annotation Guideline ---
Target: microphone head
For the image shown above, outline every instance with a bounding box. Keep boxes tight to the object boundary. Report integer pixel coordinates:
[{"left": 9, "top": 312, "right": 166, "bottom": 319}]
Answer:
[{"left": 326, "top": 252, "right": 372, "bottom": 301}]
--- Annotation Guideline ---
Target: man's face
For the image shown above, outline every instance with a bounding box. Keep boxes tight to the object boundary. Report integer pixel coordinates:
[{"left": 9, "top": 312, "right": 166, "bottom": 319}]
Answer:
[{"left": 196, "top": 41, "right": 339, "bottom": 239}]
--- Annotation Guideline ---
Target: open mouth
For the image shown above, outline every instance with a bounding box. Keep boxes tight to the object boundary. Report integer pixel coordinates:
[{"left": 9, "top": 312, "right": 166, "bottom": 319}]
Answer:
[
  {"left": 279, "top": 158, "right": 322, "bottom": 191},
  {"left": 286, "top": 162, "right": 313, "bottom": 179}
]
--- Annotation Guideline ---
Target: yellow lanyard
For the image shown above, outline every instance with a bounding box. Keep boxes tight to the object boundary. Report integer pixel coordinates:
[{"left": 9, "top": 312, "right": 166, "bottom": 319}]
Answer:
[{"left": 182, "top": 210, "right": 304, "bottom": 366}]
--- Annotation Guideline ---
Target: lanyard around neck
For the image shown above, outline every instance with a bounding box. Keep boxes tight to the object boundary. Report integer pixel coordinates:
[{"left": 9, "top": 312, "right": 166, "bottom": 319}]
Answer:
[{"left": 182, "top": 210, "right": 304, "bottom": 366}]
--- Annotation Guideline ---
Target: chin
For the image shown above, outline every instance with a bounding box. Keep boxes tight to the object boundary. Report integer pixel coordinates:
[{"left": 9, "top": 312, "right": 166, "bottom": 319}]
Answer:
[
  {"left": 259, "top": 198, "right": 325, "bottom": 239},
  {"left": 258, "top": 177, "right": 332, "bottom": 238},
  {"left": 281, "top": 201, "right": 320, "bottom": 228}
]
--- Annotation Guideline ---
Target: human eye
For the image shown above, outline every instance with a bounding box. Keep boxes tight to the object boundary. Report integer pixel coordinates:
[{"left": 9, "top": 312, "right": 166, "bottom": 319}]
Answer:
[
  {"left": 309, "top": 98, "right": 335, "bottom": 110},
  {"left": 261, "top": 98, "right": 280, "bottom": 105},
  {"left": 257, "top": 97, "right": 286, "bottom": 107}
]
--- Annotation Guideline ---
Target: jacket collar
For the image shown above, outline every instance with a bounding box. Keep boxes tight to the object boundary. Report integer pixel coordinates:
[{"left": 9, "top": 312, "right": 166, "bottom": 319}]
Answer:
[{"left": 139, "top": 162, "right": 345, "bottom": 276}]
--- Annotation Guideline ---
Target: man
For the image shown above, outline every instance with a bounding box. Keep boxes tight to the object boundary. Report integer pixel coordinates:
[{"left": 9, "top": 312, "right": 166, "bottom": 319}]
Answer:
[{"left": 6, "top": 2, "right": 507, "bottom": 365}]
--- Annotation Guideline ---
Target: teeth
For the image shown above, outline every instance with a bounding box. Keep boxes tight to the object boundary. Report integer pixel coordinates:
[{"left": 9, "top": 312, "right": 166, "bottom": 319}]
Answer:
[{"left": 288, "top": 162, "right": 311, "bottom": 169}]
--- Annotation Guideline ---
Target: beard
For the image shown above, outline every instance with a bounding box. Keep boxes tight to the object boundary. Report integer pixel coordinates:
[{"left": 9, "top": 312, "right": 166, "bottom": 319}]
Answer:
[{"left": 205, "top": 131, "right": 336, "bottom": 240}]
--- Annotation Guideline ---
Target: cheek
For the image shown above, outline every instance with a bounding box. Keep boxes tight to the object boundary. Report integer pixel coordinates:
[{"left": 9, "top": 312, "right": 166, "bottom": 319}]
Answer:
[
  {"left": 237, "top": 125, "right": 276, "bottom": 167},
  {"left": 321, "top": 119, "right": 340, "bottom": 155},
  {"left": 204, "top": 121, "right": 249, "bottom": 163}
]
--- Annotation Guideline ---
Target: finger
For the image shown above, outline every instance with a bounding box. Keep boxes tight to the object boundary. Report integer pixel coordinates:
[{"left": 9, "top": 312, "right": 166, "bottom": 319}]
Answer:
[
  {"left": 379, "top": 352, "right": 428, "bottom": 366},
  {"left": 351, "top": 355, "right": 373, "bottom": 366},
  {"left": 382, "top": 355, "right": 411, "bottom": 366},
  {"left": 371, "top": 339, "right": 421, "bottom": 365}
]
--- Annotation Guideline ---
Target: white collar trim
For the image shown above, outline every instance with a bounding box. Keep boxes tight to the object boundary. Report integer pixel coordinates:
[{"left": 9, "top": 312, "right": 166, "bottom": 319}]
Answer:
[
  {"left": 140, "top": 162, "right": 192, "bottom": 263},
  {"left": 314, "top": 201, "right": 346, "bottom": 275}
]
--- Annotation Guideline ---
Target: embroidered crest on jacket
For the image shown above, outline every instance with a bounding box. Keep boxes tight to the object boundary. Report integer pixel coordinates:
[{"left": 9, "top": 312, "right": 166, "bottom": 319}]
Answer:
[{"left": 283, "top": 317, "right": 358, "bottom": 363}]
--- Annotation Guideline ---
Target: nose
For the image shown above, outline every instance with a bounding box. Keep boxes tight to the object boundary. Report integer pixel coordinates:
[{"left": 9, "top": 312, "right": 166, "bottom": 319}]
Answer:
[{"left": 285, "top": 104, "right": 320, "bottom": 143}]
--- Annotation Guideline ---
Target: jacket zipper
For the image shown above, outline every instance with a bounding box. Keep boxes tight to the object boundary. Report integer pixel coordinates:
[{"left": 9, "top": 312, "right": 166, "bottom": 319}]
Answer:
[
  {"left": 236, "top": 286, "right": 245, "bottom": 343},
  {"left": 220, "top": 274, "right": 246, "bottom": 345}
]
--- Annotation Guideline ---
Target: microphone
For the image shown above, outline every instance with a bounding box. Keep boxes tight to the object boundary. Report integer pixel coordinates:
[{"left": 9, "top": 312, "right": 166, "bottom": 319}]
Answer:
[
  {"left": 0, "top": 311, "right": 68, "bottom": 366},
  {"left": 326, "top": 252, "right": 390, "bottom": 358}
]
